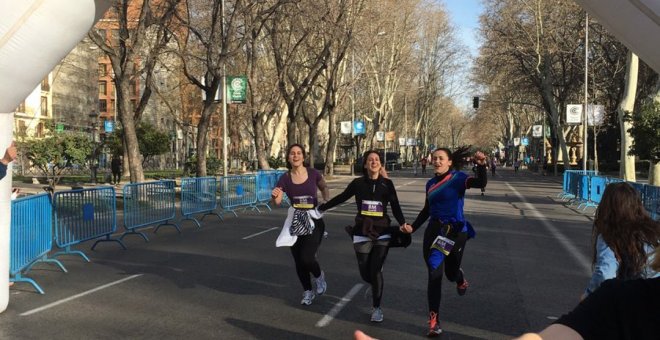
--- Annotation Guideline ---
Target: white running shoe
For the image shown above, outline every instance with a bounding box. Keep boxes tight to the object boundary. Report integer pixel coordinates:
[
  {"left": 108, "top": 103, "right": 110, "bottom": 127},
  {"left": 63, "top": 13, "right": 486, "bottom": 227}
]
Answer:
[
  {"left": 301, "top": 290, "right": 315, "bottom": 305},
  {"left": 315, "top": 271, "right": 327, "bottom": 295},
  {"left": 370, "top": 307, "right": 384, "bottom": 322}
]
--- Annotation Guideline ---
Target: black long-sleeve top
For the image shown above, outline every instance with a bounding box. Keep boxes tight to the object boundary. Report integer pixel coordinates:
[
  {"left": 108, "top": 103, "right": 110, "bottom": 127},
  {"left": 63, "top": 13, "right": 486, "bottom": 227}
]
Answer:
[
  {"left": 411, "top": 164, "right": 487, "bottom": 231},
  {"left": 319, "top": 176, "right": 406, "bottom": 236}
]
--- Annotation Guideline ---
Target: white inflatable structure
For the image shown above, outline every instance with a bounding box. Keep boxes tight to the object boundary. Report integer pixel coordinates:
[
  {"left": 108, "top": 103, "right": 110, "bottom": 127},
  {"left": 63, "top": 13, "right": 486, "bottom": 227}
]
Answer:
[
  {"left": 0, "top": 0, "right": 110, "bottom": 313},
  {"left": 574, "top": 0, "right": 660, "bottom": 73}
]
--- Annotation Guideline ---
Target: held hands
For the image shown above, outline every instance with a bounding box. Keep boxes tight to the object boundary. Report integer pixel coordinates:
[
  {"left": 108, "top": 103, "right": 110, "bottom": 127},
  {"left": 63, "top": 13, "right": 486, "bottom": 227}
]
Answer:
[{"left": 399, "top": 223, "right": 413, "bottom": 234}]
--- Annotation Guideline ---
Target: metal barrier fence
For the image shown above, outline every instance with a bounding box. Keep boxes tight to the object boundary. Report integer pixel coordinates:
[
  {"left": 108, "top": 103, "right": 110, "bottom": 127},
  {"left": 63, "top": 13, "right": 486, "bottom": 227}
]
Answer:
[
  {"left": 10, "top": 193, "right": 66, "bottom": 294},
  {"left": 52, "top": 186, "right": 124, "bottom": 262},
  {"left": 122, "top": 180, "right": 180, "bottom": 242},
  {"left": 559, "top": 170, "right": 598, "bottom": 200},
  {"left": 561, "top": 172, "right": 659, "bottom": 219},
  {"left": 180, "top": 177, "right": 222, "bottom": 228},
  {"left": 219, "top": 175, "right": 259, "bottom": 216}
]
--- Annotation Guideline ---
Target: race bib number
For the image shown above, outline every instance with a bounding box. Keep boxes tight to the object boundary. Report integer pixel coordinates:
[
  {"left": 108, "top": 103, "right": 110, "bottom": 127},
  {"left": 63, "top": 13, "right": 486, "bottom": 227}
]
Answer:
[
  {"left": 292, "top": 195, "right": 314, "bottom": 209},
  {"left": 431, "top": 235, "right": 455, "bottom": 256},
  {"left": 360, "top": 200, "right": 384, "bottom": 217}
]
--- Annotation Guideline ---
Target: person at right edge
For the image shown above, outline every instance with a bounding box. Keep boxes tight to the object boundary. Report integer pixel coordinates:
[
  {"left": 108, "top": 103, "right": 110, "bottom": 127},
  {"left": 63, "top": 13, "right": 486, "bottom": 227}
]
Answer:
[{"left": 400, "top": 146, "right": 487, "bottom": 337}]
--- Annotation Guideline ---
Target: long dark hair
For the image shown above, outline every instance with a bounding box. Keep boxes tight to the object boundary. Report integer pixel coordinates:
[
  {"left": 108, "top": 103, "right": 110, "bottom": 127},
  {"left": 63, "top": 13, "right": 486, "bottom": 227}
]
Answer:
[
  {"left": 361, "top": 150, "right": 383, "bottom": 177},
  {"left": 593, "top": 182, "right": 660, "bottom": 279},
  {"left": 433, "top": 146, "right": 472, "bottom": 171},
  {"left": 285, "top": 143, "right": 307, "bottom": 170}
]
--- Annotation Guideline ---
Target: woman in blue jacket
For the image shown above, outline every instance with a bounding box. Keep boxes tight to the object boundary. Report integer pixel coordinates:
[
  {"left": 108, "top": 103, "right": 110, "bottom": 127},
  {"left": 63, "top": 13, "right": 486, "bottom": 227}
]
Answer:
[
  {"left": 400, "top": 146, "right": 486, "bottom": 337},
  {"left": 582, "top": 182, "right": 660, "bottom": 299}
]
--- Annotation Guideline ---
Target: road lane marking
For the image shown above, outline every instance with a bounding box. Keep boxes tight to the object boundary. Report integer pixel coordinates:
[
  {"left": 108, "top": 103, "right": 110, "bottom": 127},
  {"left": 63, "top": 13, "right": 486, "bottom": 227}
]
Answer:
[
  {"left": 20, "top": 274, "right": 143, "bottom": 316},
  {"left": 505, "top": 182, "right": 591, "bottom": 274},
  {"left": 242, "top": 227, "right": 279, "bottom": 239},
  {"left": 315, "top": 283, "right": 364, "bottom": 327}
]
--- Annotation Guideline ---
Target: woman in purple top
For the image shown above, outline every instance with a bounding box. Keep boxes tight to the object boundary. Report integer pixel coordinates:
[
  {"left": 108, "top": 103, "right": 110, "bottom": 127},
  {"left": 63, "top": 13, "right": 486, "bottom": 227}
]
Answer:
[{"left": 271, "top": 144, "right": 330, "bottom": 306}]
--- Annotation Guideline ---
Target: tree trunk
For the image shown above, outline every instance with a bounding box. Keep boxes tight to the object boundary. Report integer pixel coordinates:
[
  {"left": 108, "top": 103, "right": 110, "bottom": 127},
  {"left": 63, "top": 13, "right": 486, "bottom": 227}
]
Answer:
[
  {"left": 649, "top": 160, "right": 660, "bottom": 186},
  {"left": 196, "top": 105, "right": 214, "bottom": 177},
  {"left": 117, "top": 84, "right": 144, "bottom": 183},
  {"left": 617, "top": 51, "right": 638, "bottom": 181},
  {"left": 325, "top": 110, "right": 336, "bottom": 176},
  {"left": 253, "top": 116, "right": 270, "bottom": 169}
]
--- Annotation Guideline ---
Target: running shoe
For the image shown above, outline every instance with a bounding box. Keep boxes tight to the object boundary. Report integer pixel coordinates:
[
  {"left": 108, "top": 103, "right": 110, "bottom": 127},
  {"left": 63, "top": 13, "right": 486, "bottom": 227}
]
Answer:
[
  {"left": 301, "top": 290, "right": 315, "bottom": 305},
  {"left": 370, "top": 307, "right": 384, "bottom": 322},
  {"left": 315, "top": 271, "right": 327, "bottom": 295},
  {"left": 457, "top": 269, "right": 469, "bottom": 296},
  {"left": 427, "top": 311, "right": 442, "bottom": 337}
]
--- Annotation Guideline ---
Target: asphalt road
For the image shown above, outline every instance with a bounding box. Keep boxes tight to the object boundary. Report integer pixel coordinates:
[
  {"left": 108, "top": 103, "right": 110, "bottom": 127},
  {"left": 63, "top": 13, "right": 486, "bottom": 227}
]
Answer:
[{"left": 1, "top": 167, "right": 596, "bottom": 340}]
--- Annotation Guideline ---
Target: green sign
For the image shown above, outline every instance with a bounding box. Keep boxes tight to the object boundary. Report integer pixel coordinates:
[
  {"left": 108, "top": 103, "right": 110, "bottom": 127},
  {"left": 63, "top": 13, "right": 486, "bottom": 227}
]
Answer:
[
  {"left": 226, "top": 76, "right": 247, "bottom": 104},
  {"left": 56, "top": 123, "right": 64, "bottom": 133}
]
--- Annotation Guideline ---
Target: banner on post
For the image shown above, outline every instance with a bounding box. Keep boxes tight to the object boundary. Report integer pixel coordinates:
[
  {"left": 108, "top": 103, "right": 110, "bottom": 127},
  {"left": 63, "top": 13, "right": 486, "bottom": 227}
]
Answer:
[
  {"left": 566, "top": 104, "right": 582, "bottom": 124},
  {"left": 340, "top": 121, "right": 352, "bottom": 134}
]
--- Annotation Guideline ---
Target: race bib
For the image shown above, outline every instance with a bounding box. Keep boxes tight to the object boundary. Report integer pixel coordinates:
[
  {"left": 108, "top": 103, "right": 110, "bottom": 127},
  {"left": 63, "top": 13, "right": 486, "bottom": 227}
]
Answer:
[
  {"left": 292, "top": 195, "right": 314, "bottom": 209},
  {"left": 360, "top": 200, "right": 384, "bottom": 217},
  {"left": 431, "top": 235, "right": 455, "bottom": 256}
]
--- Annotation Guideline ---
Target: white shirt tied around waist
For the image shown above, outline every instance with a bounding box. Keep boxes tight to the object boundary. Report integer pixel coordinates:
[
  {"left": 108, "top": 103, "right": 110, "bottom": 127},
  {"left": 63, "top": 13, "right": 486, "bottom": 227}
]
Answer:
[{"left": 276, "top": 206, "right": 323, "bottom": 247}]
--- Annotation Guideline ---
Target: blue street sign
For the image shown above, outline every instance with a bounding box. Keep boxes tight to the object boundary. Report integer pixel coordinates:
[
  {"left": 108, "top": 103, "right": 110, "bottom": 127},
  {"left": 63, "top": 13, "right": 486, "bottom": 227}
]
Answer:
[
  {"left": 521, "top": 137, "right": 529, "bottom": 146},
  {"left": 353, "top": 120, "right": 365, "bottom": 135},
  {"left": 104, "top": 120, "right": 114, "bottom": 133}
]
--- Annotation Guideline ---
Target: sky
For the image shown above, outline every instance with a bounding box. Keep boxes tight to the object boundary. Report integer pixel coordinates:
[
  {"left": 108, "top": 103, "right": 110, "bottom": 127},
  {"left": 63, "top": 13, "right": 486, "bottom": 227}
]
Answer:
[{"left": 442, "top": 0, "right": 484, "bottom": 57}]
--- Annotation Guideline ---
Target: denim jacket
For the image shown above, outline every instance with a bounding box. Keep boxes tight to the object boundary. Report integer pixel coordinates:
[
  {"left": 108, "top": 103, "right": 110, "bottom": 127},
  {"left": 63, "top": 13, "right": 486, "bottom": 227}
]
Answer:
[{"left": 585, "top": 234, "right": 659, "bottom": 295}]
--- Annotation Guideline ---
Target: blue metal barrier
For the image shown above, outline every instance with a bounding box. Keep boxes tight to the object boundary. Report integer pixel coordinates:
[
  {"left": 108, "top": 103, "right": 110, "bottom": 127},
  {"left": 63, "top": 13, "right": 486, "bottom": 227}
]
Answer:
[
  {"left": 644, "top": 185, "right": 660, "bottom": 220},
  {"left": 255, "top": 171, "right": 275, "bottom": 211},
  {"left": 576, "top": 174, "right": 598, "bottom": 210},
  {"left": 121, "top": 180, "right": 180, "bottom": 242},
  {"left": 10, "top": 193, "right": 66, "bottom": 294},
  {"left": 588, "top": 176, "right": 607, "bottom": 205},
  {"left": 53, "top": 186, "right": 124, "bottom": 262},
  {"left": 219, "top": 175, "right": 259, "bottom": 217},
  {"left": 560, "top": 170, "right": 598, "bottom": 200},
  {"left": 180, "top": 177, "right": 222, "bottom": 228}
]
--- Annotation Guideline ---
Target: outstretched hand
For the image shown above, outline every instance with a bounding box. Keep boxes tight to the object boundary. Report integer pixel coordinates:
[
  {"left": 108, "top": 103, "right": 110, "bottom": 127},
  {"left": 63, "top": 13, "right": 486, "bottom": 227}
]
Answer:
[{"left": 473, "top": 151, "right": 487, "bottom": 166}]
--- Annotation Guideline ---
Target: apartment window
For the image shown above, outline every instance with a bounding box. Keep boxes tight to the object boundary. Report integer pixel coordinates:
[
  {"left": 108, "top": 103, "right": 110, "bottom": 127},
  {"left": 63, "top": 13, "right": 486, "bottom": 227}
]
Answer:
[
  {"left": 110, "top": 83, "right": 115, "bottom": 96},
  {"left": 129, "top": 79, "right": 137, "bottom": 96},
  {"left": 16, "top": 101, "right": 26, "bottom": 113},
  {"left": 40, "top": 96, "right": 48, "bottom": 116},
  {"left": 109, "top": 100, "right": 115, "bottom": 114},
  {"left": 18, "top": 120, "right": 27, "bottom": 136},
  {"left": 99, "top": 63, "right": 107, "bottom": 77},
  {"left": 99, "top": 81, "right": 107, "bottom": 96},
  {"left": 41, "top": 77, "right": 50, "bottom": 91},
  {"left": 36, "top": 122, "right": 44, "bottom": 138},
  {"left": 99, "top": 99, "right": 108, "bottom": 112}
]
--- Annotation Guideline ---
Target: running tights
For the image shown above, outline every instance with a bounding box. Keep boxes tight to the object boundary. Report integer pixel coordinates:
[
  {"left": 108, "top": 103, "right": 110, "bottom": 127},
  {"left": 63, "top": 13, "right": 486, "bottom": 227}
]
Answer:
[
  {"left": 354, "top": 240, "right": 390, "bottom": 308},
  {"left": 423, "top": 221, "right": 468, "bottom": 313},
  {"left": 290, "top": 218, "right": 325, "bottom": 291}
]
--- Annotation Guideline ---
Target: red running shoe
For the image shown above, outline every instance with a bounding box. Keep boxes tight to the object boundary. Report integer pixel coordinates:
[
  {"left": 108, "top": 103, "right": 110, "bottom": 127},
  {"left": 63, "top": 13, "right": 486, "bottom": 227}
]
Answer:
[{"left": 427, "top": 311, "right": 442, "bottom": 337}]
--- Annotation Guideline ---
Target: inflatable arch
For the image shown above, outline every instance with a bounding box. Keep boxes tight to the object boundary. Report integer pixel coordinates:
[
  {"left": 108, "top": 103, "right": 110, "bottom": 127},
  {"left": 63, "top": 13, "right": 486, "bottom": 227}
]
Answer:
[{"left": 0, "top": 0, "right": 110, "bottom": 313}]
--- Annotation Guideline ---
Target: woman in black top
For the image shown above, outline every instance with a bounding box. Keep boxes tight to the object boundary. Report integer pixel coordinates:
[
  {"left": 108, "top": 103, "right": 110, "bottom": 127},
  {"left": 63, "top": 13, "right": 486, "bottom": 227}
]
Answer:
[{"left": 319, "top": 150, "right": 409, "bottom": 323}]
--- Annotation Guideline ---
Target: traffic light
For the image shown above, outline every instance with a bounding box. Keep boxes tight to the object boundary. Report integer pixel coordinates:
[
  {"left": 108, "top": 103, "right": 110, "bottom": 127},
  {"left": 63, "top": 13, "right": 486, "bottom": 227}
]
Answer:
[{"left": 473, "top": 96, "right": 479, "bottom": 109}]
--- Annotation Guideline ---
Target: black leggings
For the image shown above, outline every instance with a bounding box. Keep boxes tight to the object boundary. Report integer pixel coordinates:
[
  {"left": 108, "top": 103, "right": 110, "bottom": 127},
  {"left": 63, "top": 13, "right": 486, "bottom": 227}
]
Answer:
[
  {"left": 422, "top": 221, "right": 468, "bottom": 313},
  {"left": 354, "top": 239, "right": 390, "bottom": 308},
  {"left": 290, "top": 218, "right": 325, "bottom": 291}
]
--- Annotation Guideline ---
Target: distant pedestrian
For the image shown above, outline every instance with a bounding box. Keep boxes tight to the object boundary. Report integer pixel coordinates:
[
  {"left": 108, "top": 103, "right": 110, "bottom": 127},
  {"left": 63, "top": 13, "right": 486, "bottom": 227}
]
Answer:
[
  {"left": 111, "top": 156, "right": 121, "bottom": 184},
  {"left": 490, "top": 158, "right": 497, "bottom": 176},
  {"left": 514, "top": 159, "right": 520, "bottom": 173},
  {"left": 421, "top": 157, "right": 428, "bottom": 174}
]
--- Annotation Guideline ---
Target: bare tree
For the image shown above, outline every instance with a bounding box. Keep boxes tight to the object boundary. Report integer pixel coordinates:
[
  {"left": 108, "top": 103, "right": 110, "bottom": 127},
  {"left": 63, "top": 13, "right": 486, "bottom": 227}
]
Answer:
[{"left": 89, "top": 0, "right": 181, "bottom": 182}]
